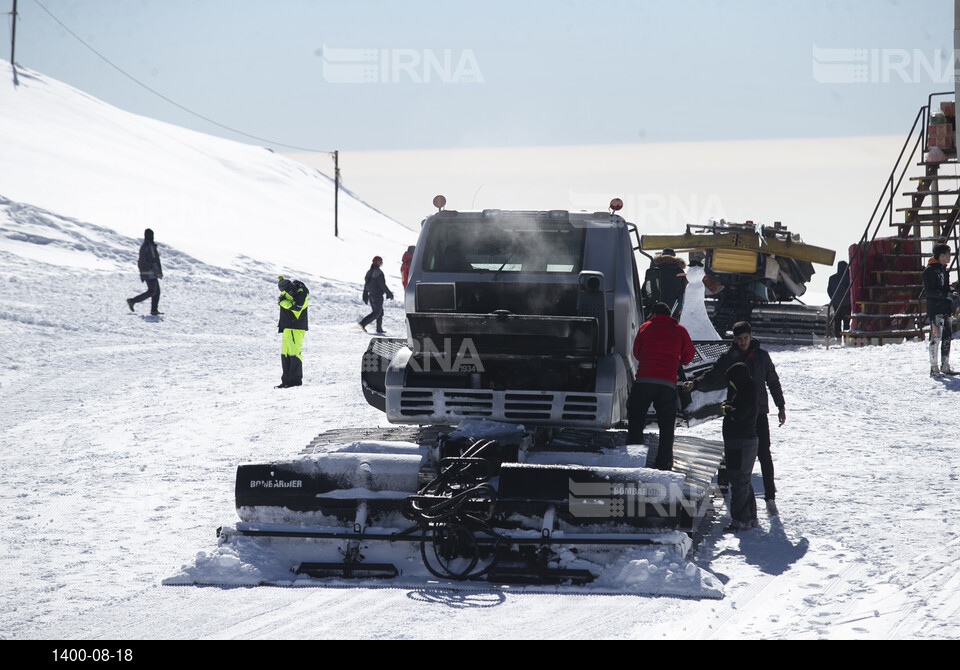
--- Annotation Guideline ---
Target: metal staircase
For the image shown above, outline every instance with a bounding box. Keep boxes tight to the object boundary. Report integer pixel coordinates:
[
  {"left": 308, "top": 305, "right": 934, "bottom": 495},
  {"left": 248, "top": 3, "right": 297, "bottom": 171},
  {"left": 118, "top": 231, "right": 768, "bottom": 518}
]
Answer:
[{"left": 830, "top": 92, "right": 960, "bottom": 346}]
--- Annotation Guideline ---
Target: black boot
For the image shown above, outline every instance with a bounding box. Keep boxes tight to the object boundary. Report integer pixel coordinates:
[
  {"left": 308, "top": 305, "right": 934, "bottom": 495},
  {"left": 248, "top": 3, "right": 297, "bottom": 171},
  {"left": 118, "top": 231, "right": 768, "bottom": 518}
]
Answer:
[
  {"left": 287, "top": 355, "right": 303, "bottom": 386},
  {"left": 278, "top": 355, "right": 291, "bottom": 388}
]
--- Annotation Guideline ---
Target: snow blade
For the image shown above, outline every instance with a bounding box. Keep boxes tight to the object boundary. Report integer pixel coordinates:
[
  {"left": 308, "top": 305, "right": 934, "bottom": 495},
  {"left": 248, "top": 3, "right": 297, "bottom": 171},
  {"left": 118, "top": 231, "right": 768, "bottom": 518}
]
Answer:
[
  {"left": 487, "top": 566, "right": 595, "bottom": 585},
  {"left": 295, "top": 561, "right": 399, "bottom": 580}
]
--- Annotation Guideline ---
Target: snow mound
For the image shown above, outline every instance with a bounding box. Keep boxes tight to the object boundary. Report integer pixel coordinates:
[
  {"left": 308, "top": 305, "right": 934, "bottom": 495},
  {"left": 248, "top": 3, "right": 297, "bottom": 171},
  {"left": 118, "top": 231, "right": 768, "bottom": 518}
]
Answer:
[
  {"left": 680, "top": 266, "right": 722, "bottom": 341},
  {"left": 607, "top": 553, "right": 724, "bottom": 599},
  {"left": 165, "top": 532, "right": 724, "bottom": 599}
]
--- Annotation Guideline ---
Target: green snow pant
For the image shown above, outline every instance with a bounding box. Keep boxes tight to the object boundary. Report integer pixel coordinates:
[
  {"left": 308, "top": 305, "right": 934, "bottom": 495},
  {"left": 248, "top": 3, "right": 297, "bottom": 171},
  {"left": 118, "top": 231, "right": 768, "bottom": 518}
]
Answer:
[{"left": 281, "top": 328, "right": 304, "bottom": 387}]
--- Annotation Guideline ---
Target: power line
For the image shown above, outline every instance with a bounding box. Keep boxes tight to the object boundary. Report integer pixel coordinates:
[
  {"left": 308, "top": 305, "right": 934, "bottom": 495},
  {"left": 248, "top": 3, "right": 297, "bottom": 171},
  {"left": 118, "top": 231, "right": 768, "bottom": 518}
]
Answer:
[{"left": 31, "top": 0, "right": 334, "bottom": 155}]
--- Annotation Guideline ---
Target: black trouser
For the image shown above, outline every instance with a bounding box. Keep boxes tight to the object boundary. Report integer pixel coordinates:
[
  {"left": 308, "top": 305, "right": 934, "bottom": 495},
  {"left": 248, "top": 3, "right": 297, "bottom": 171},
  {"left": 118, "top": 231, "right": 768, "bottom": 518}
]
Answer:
[
  {"left": 627, "top": 381, "right": 678, "bottom": 471},
  {"left": 281, "top": 353, "right": 303, "bottom": 387},
  {"left": 725, "top": 437, "right": 759, "bottom": 523},
  {"left": 832, "top": 305, "right": 850, "bottom": 339},
  {"left": 280, "top": 329, "right": 304, "bottom": 387},
  {"left": 131, "top": 278, "right": 160, "bottom": 313},
  {"left": 360, "top": 294, "right": 384, "bottom": 332},
  {"left": 929, "top": 313, "right": 953, "bottom": 368}
]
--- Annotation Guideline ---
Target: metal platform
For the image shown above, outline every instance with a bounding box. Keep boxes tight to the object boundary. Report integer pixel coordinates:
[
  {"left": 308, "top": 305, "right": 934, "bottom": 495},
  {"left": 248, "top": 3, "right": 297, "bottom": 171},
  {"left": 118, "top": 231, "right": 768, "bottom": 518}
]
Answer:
[
  {"left": 299, "top": 426, "right": 725, "bottom": 512},
  {"left": 707, "top": 300, "right": 829, "bottom": 345}
]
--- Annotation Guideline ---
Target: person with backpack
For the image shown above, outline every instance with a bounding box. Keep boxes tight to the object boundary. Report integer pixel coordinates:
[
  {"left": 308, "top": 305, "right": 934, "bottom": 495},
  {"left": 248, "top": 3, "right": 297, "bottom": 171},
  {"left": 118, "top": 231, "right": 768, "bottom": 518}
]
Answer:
[
  {"left": 359, "top": 256, "right": 394, "bottom": 334},
  {"left": 127, "top": 228, "right": 163, "bottom": 316},
  {"left": 276, "top": 275, "right": 309, "bottom": 388}
]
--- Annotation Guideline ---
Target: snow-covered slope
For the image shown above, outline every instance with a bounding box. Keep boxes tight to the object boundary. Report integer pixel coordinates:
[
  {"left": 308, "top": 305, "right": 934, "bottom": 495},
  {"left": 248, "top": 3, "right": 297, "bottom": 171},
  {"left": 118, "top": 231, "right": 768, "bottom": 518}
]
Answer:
[
  {"left": 0, "top": 61, "right": 416, "bottom": 281},
  {"left": 1, "top": 61, "right": 960, "bottom": 640}
]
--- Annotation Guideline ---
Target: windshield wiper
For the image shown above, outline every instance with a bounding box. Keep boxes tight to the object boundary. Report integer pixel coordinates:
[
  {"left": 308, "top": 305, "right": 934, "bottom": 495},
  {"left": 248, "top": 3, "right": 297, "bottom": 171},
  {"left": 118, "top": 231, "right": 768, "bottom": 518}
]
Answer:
[{"left": 492, "top": 252, "right": 517, "bottom": 280}]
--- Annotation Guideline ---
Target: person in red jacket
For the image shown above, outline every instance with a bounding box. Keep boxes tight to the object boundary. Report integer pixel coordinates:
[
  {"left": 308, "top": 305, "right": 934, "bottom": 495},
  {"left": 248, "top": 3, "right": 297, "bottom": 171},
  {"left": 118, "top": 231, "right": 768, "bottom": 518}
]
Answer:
[
  {"left": 628, "top": 302, "right": 695, "bottom": 470},
  {"left": 400, "top": 245, "right": 415, "bottom": 288}
]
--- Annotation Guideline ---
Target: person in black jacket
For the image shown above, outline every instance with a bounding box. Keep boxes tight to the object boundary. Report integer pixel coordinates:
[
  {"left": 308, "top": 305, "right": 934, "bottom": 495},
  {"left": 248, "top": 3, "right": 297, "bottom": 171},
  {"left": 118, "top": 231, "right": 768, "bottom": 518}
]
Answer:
[
  {"left": 685, "top": 321, "right": 785, "bottom": 515},
  {"left": 642, "top": 249, "right": 689, "bottom": 319},
  {"left": 923, "top": 244, "right": 957, "bottom": 377},
  {"left": 359, "top": 256, "right": 394, "bottom": 334},
  {"left": 276, "top": 276, "right": 309, "bottom": 388},
  {"left": 721, "top": 362, "right": 759, "bottom": 532},
  {"left": 127, "top": 228, "right": 163, "bottom": 315},
  {"left": 827, "top": 260, "right": 851, "bottom": 341}
]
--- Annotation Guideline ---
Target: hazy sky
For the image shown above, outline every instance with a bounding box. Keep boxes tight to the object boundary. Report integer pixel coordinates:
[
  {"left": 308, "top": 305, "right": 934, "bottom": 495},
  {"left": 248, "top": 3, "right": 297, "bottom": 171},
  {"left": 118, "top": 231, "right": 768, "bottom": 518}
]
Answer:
[{"left": 5, "top": 0, "right": 958, "bottom": 152}]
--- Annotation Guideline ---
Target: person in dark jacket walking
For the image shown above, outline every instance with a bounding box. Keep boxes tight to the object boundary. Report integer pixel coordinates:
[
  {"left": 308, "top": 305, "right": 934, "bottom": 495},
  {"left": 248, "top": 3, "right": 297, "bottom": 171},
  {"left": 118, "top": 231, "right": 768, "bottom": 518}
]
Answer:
[
  {"left": 685, "top": 321, "right": 785, "bottom": 515},
  {"left": 359, "top": 256, "right": 394, "bottom": 334},
  {"left": 126, "top": 228, "right": 163, "bottom": 315},
  {"left": 276, "top": 275, "right": 309, "bottom": 388},
  {"left": 827, "top": 260, "right": 851, "bottom": 341},
  {"left": 923, "top": 244, "right": 957, "bottom": 377},
  {"left": 628, "top": 302, "right": 695, "bottom": 470},
  {"left": 721, "top": 362, "right": 760, "bottom": 532}
]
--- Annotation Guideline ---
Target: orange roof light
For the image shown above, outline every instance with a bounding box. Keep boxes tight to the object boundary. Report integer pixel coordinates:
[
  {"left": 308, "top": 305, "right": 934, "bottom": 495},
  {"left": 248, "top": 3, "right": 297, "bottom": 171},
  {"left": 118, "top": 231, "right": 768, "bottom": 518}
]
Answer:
[
  {"left": 610, "top": 198, "right": 624, "bottom": 212},
  {"left": 433, "top": 195, "right": 447, "bottom": 211}
]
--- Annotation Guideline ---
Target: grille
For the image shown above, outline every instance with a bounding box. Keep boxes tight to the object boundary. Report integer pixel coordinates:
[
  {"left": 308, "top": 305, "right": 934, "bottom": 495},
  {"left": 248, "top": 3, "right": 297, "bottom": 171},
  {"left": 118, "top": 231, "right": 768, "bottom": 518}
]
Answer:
[
  {"left": 397, "top": 390, "right": 602, "bottom": 423},
  {"left": 442, "top": 391, "right": 494, "bottom": 417},
  {"left": 398, "top": 390, "right": 435, "bottom": 417},
  {"left": 503, "top": 392, "right": 555, "bottom": 420},
  {"left": 562, "top": 394, "right": 598, "bottom": 421}
]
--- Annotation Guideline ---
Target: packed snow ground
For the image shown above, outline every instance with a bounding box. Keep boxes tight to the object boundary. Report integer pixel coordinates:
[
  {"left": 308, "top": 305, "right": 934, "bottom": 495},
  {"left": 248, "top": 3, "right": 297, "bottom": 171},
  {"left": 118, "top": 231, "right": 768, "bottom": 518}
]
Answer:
[{"left": 2, "top": 62, "right": 960, "bottom": 640}]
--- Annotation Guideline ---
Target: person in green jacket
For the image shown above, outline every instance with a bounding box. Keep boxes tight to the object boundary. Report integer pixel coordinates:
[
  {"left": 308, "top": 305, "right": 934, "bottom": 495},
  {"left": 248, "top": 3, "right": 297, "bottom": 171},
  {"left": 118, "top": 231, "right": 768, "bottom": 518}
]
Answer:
[{"left": 276, "top": 275, "right": 309, "bottom": 388}]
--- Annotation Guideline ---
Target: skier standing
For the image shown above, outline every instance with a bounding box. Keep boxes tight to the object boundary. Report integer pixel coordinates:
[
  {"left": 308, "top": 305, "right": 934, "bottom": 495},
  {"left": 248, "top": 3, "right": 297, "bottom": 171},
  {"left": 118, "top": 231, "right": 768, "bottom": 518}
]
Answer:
[
  {"left": 127, "top": 228, "right": 163, "bottom": 315},
  {"left": 923, "top": 244, "right": 958, "bottom": 377},
  {"left": 276, "top": 275, "right": 309, "bottom": 388},
  {"left": 359, "top": 256, "right": 394, "bottom": 334}
]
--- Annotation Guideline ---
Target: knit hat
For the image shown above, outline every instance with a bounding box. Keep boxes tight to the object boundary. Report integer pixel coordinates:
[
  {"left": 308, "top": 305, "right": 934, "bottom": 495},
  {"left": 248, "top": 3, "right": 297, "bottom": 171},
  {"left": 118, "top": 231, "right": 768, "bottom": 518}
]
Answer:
[
  {"left": 277, "top": 275, "right": 292, "bottom": 291},
  {"left": 662, "top": 248, "right": 676, "bottom": 257},
  {"left": 725, "top": 361, "right": 753, "bottom": 387}
]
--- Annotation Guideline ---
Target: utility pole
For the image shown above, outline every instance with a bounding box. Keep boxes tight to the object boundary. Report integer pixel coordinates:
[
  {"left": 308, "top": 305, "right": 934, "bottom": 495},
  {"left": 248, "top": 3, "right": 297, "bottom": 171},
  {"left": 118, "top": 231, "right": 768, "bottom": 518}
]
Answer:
[
  {"left": 9, "top": 0, "right": 17, "bottom": 63},
  {"left": 9, "top": 0, "right": 17, "bottom": 85},
  {"left": 333, "top": 150, "right": 340, "bottom": 238}
]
